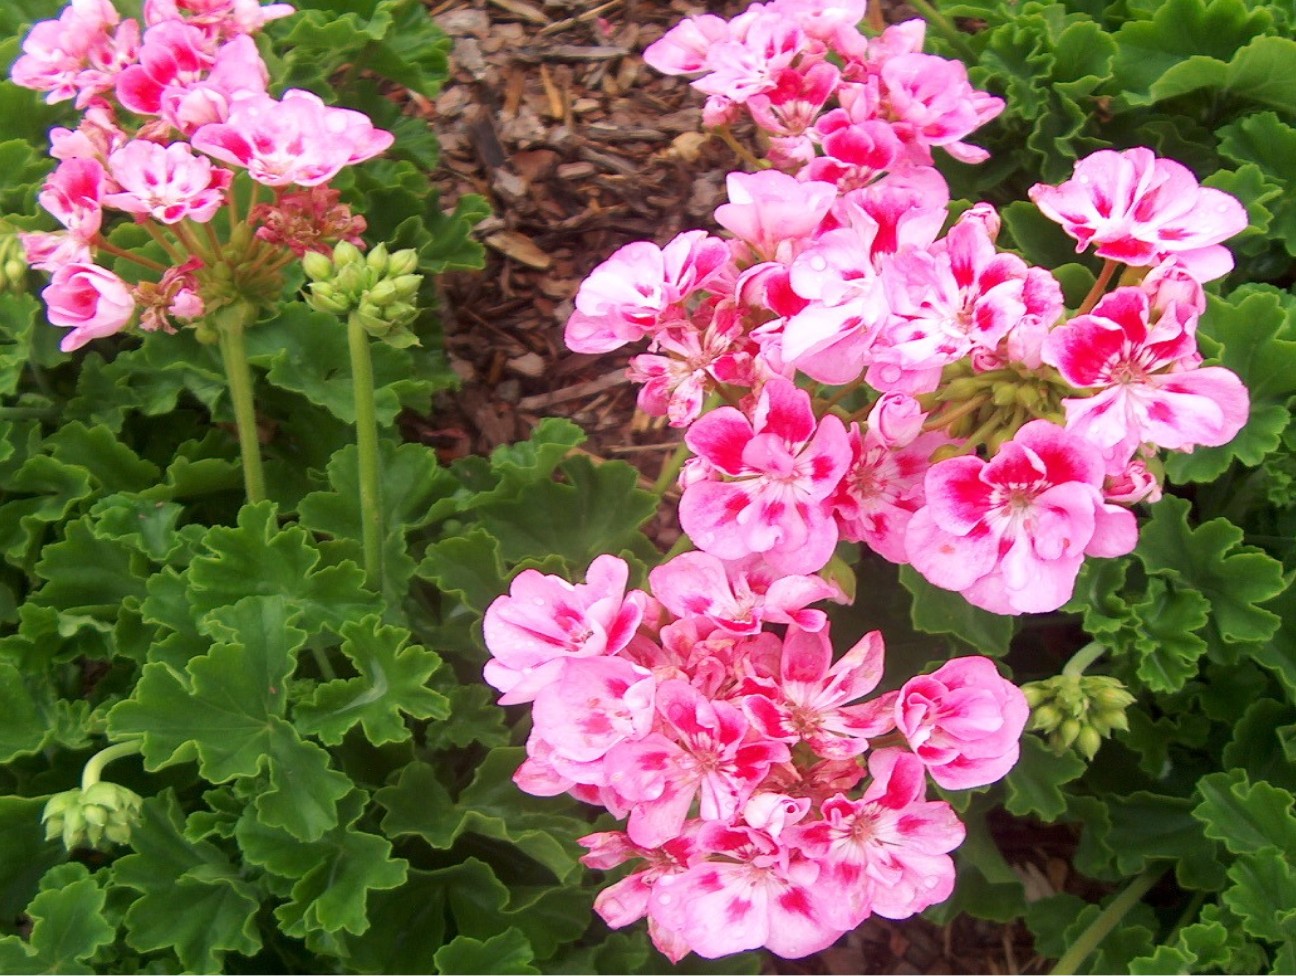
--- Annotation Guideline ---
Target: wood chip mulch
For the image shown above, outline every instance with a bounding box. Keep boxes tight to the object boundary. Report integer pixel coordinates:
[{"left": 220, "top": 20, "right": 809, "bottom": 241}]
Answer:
[{"left": 409, "top": 0, "right": 1090, "bottom": 971}]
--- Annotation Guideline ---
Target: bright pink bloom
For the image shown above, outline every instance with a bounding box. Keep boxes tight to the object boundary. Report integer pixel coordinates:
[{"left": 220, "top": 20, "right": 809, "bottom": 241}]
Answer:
[
  {"left": 481, "top": 554, "right": 649, "bottom": 705},
  {"left": 42, "top": 262, "right": 135, "bottom": 352},
  {"left": 788, "top": 749, "right": 964, "bottom": 925},
  {"left": 144, "top": 0, "right": 294, "bottom": 40},
  {"left": 690, "top": 15, "right": 809, "bottom": 104},
  {"left": 714, "top": 170, "right": 836, "bottom": 262},
  {"left": 50, "top": 102, "right": 127, "bottom": 162},
  {"left": 804, "top": 114, "right": 903, "bottom": 191},
  {"left": 648, "top": 822, "right": 845, "bottom": 959},
  {"left": 604, "top": 679, "right": 789, "bottom": 847},
  {"left": 565, "top": 230, "right": 730, "bottom": 354},
  {"left": 741, "top": 627, "right": 898, "bottom": 760},
  {"left": 642, "top": 14, "right": 732, "bottom": 75},
  {"left": 1043, "top": 288, "right": 1249, "bottom": 470},
  {"left": 158, "top": 34, "right": 269, "bottom": 134},
  {"left": 877, "top": 53, "right": 1003, "bottom": 163},
  {"left": 104, "top": 140, "right": 230, "bottom": 223},
  {"left": 39, "top": 157, "right": 105, "bottom": 242},
  {"left": 116, "top": 20, "right": 215, "bottom": 116},
  {"left": 746, "top": 61, "right": 840, "bottom": 139},
  {"left": 21, "top": 232, "right": 93, "bottom": 273},
  {"left": 905, "top": 420, "right": 1138, "bottom": 614},
  {"left": 11, "top": 0, "right": 134, "bottom": 106},
  {"left": 680, "top": 378, "right": 850, "bottom": 574},
  {"left": 648, "top": 551, "right": 842, "bottom": 635},
  {"left": 894, "top": 657, "right": 1028, "bottom": 790},
  {"left": 1028, "top": 148, "right": 1248, "bottom": 278},
  {"left": 190, "top": 89, "right": 394, "bottom": 186}
]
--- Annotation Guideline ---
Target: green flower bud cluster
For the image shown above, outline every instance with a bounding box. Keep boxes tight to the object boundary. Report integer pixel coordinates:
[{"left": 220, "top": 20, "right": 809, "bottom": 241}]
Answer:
[
  {"left": 922, "top": 361, "right": 1074, "bottom": 457},
  {"left": 303, "top": 242, "right": 423, "bottom": 345},
  {"left": 1023, "top": 674, "right": 1136, "bottom": 760},
  {"left": 42, "top": 781, "right": 144, "bottom": 851},
  {"left": 0, "top": 224, "right": 28, "bottom": 294}
]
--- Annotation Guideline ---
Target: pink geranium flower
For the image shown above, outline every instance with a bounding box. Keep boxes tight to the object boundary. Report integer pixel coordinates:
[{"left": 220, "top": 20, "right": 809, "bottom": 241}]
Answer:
[
  {"left": 481, "top": 554, "right": 649, "bottom": 705},
  {"left": 788, "top": 749, "right": 964, "bottom": 925},
  {"left": 679, "top": 378, "right": 850, "bottom": 575},
  {"left": 42, "top": 262, "right": 136, "bottom": 352},
  {"left": 116, "top": 19, "right": 215, "bottom": 116},
  {"left": 905, "top": 420, "right": 1138, "bottom": 615},
  {"left": 191, "top": 89, "right": 394, "bottom": 186},
  {"left": 894, "top": 657, "right": 1029, "bottom": 790},
  {"left": 39, "top": 157, "right": 105, "bottom": 243},
  {"left": 1029, "top": 148, "right": 1248, "bottom": 279},
  {"left": 104, "top": 140, "right": 230, "bottom": 223},
  {"left": 1042, "top": 288, "right": 1249, "bottom": 471},
  {"left": 10, "top": 0, "right": 134, "bottom": 106}
]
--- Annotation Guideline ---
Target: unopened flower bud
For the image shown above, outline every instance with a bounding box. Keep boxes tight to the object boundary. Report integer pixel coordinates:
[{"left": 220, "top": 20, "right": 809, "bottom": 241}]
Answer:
[
  {"left": 334, "top": 262, "right": 368, "bottom": 295},
  {"left": 367, "top": 279, "right": 398, "bottom": 307},
  {"left": 1030, "top": 702, "right": 1063, "bottom": 732},
  {"left": 387, "top": 249, "right": 419, "bottom": 277},
  {"left": 332, "top": 240, "right": 364, "bottom": 269},
  {"left": 1057, "top": 718, "right": 1082, "bottom": 750},
  {"left": 365, "top": 242, "right": 390, "bottom": 277},
  {"left": 302, "top": 250, "right": 334, "bottom": 282},
  {"left": 991, "top": 382, "right": 1018, "bottom": 407},
  {"left": 390, "top": 273, "right": 423, "bottom": 301},
  {"left": 305, "top": 283, "right": 350, "bottom": 315},
  {"left": 1076, "top": 725, "right": 1103, "bottom": 760},
  {"left": 42, "top": 781, "right": 144, "bottom": 852}
]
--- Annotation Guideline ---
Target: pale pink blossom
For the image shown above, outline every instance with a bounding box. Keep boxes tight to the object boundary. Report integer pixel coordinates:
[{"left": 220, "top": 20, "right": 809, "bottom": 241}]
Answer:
[
  {"left": 894, "top": 657, "right": 1028, "bottom": 790},
  {"left": 1043, "top": 288, "right": 1249, "bottom": 471},
  {"left": 39, "top": 157, "right": 105, "bottom": 242},
  {"left": 679, "top": 378, "right": 850, "bottom": 574},
  {"left": 714, "top": 170, "right": 836, "bottom": 262},
  {"left": 144, "top": 0, "right": 294, "bottom": 40},
  {"left": 21, "top": 232, "right": 93, "bottom": 273},
  {"left": 190, "top": 89, "right": 394, "bottom": 187},
  {"left": 1028, "top": 148, "right": 1248, "bottom": 279},
  {"left": 104, "top": 140, "right": 230, "bottom": 223},
  {"left": 11, "top": 0, "right": 133, "bottom": 106},
  {"left": 905, "top": 420, "right": 1138, "bottom": 614},
  {"left": 481, "top": 554, "right": 649, "bottom": 704},
  {"left": 648, "top": 822, "right": 845, "bottom": 958},
  {"left": 788, "top": 749, "right": 964, "bottom": 924},
  {"left": 42, "top": 262, "right": 135, "bottom": 351},
  {"left": 877, "top": 53, "right": 1003, "bottom": 163},
  {"left": 158, "top": 34, "right": 269, "bottom": 133},
  {"left": 641, "top": 14, "right": 732, "bottom": 75},
  {"left": 116, "top": 19, "right": 215, "bottom": 115},
  {"left": 740, "top": 627, "right": 898, "bottom": 759},
  {"left": 649, "top": 551, "right": 843, "bottom": 635}
]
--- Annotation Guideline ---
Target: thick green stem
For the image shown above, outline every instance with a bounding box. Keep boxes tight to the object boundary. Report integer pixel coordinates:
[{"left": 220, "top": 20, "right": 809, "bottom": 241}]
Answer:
[
  {"left": 1049, "top": 868, "right": 1164, "bottom": 975},
  {"left": 348, "top": 312, "right": 384, "bottom": 592},
  {"left": 81, "top": 740, "right": 143, "bottom": 791},
  {"left": 653, "top": 439, "right": 691, "bottom": 498},
  {"left": 215, "top": 304, "right": 266, "bottom": 504},
  {"left": 1063, "top": 641, "right": 1107, "bottom": 678}
]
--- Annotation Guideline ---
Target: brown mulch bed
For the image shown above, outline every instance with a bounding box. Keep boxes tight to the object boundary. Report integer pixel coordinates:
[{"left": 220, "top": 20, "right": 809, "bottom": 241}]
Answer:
[{"left": 413, "top": 0, "right": 1078, "bottom": 970}]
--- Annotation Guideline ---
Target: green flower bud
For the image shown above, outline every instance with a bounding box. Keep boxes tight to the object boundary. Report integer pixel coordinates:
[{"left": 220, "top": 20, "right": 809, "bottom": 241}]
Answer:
[
  {"left": 305, "top": 284, "right": 351, "bottom": 316},
  {"left": 1022, "top": 683, "right": 1049, "bottom": 709},
  {"left": 937, "top": 377, "right": 987, "bottom": 402},
  {"left": 1056, "top": 718, "right": 1082, "bottom": 750},
  {"left": 386, "top": 249, "right": 419, "bottom": 277},
  {"left": 385, "top": 302, "right": 418, "bottom": 328},
  {"left": 390, "top": 273, "right": 423, "bottom": 301},
  {"left": 367, "top": 279, "right": 398, "bottom": 307},
  {"left": 42, "top": 782, "right": 144, "bottom": 852},
  {"left": 365, "top": 242, "right": 390, "bottom": 277},
  {"left": 1015, "top": 384, "right": 1043, "bottom": 410},
  {"left": 332, "top": 240, "right": 364, "bottom": 269},
  {"left": 334, "top": 262, "right": 369, "bottom": 296},
  {"left": 1076, "top": 725, "right": 1104, "bottom": 760},
  {"left": 302, "top": 250, "right": 334, "bottom": 282},
  {"left": 353, "top": 308, "right": 389, "bottom": 336},
  {"left": 991, "top": 382, "right": 1018, "bottom": 407},
  {"left": 1031, "top": 703, "right": 1064, "bottom": 733}
]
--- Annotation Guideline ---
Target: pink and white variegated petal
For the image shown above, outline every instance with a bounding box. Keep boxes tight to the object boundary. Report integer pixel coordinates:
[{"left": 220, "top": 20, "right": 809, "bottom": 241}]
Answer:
[
  {"left": 904, "top": 510, "right": 998, "bottom": 592},
  {"left": 594, "top": 874, "right": 653, "bottom": 928},
  {"left": 680, "top": 480, "right": 759, "bottom": 559},
  {"left": 1144, "top": 367, "right": 1250, "bottom": 450},
  {"left": 1087, "top": 502, "right": 1138, "bottom": 558},
  {"left": 685, "top": 406, "right": 757, "bottom": 475},
  {"left": 649, "top": 551, "right": 732, "bottom": 621},
  {"left": 752, "top": 376, "right": 818, "bottom": 446},
  {"left": 818, "top": 629, "right": 887, "bottom": 704},
  {"left": 920, "top": 455, "right": 995, "bottom": 535}
]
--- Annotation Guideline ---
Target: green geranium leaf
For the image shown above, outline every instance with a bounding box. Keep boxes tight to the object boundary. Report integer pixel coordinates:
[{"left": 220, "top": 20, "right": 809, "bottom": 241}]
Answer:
[
  {"left": 898, "top": 565, "right": 1015, "bottom": 656},
  {"left": 1217, "top": 112, "right": 1296, "bottom": 257},
  {"left": 0, "top": 796, "right": 65, "bottom": 933},
  {"left": 1223, "top": 699, "right": 1296, "bottom": 791},
  {"left": 1194, "top": 769, "right": 1296, "bottom": 855},
  {"left": 1130, "top": 578, "right": 1210, "bottom": 693},
  {"left": 235, "top": 791, "right": 408, "bottom": 937},
  {"left": 416, "top": 528, "right": 508, "bottom": 614},
  {"left": 435, "top": 929, "right": 539, "bottom": 975},
  {"left": 1004, "top": 734, "right": 1088, "bottom": 821},
  {"left": 43, "top": 422, "right": 159, "bottom": 493},
  {"left": 115, "top": 792, "right": 262, "bottom": 973},
  {"left": 88, "top": 494, "right": 186, "bottom": 564},
  {"left": 476, "top": 455, "right": 658, "bottom": 570},
  {"left": 1222, "top": 854, "right": 1296, "bottom": 943},
  {"left": 1098, "top": 791, "right": 1227, "bottom": 890},
  {"left": 186, "top": 501, "right": 379, "bottom": 632},
  {"left": 0, "top": 661, "right": 47, "bottom": 761},
  {"left": 28, "top": 516, "right": 149, "bottom": 626},
  {"left": 422, "top": 683, "right": 509, "bottom": 751},
  {"left": 0, "top": 291, "right": 42, "bottom": 398},
  {"left": 376, "top": 755, "right": 587, "bottom": 882},
  {"left": 0, "top": 865, "right": 112, "bottom": 975},
  {"left": 0, "top": 455, "right": 94, "bottom": 569},
  {"left": 1135, "top": 495, "right": 1283, "bottom": 652},
  {"left": 294, "top": 615, "right": 449, "bottom": 746}
]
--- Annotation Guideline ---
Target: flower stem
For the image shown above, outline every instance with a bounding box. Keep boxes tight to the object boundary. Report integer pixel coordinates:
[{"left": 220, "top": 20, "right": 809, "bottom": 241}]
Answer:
[
  {"left": 348, "top": 312, "right": 385, "bottom": 593},
  {"left": 1049, "top": 867, "right": 1164, "bottom": 975},
  {"left": 1076, "top": 260, "right": 1119, "bottom": 316},
  {"left": 713, "top": 125, "right": 766, "bottom": 171},
  {"left": 922, "top": 393, "right": 990, "bottom": 432},
  {"left": 904, "top": 0, "right": 977, "bottom": 61},
  {"left": 653, "top": 439, "right": 691, "bottom": 498},
  {"left": 140, "top": 222, "right": 188, "bottom": 264},
  {"left": 81, "top": 739, "right": 143, "bottom": 791},
  {"left": 92, "top": 236, "right": 168, "bottom": 273},
  {"left": 1063, "top": 641, "right": 1107, "bottom": 678},
  {"left": 215, "top": 302, "right": 266, "bottom": 504}
]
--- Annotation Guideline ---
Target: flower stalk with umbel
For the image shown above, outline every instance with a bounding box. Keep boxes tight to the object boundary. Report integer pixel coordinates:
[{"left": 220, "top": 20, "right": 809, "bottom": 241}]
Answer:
[
  {"left": 41, "top": 739, "right": 144, "bottom": 851},
  {"left": 12, "top": 0, "right": 394, "bottom": 504},
  {"left": 304, "top": 241, "right": 424, "bottom": 592}
]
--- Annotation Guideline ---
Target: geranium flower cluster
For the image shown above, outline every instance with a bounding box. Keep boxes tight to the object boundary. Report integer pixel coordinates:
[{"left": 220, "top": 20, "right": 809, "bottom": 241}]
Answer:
[
  {"left": 483, "top": 553, "right": 1029, "bottom": 960},
  {"left": 566, "top": 0, "right": 1250, "bottom": 616},
  {"left": 12, "top": 0, "right": 391, "bottom": 351}
]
